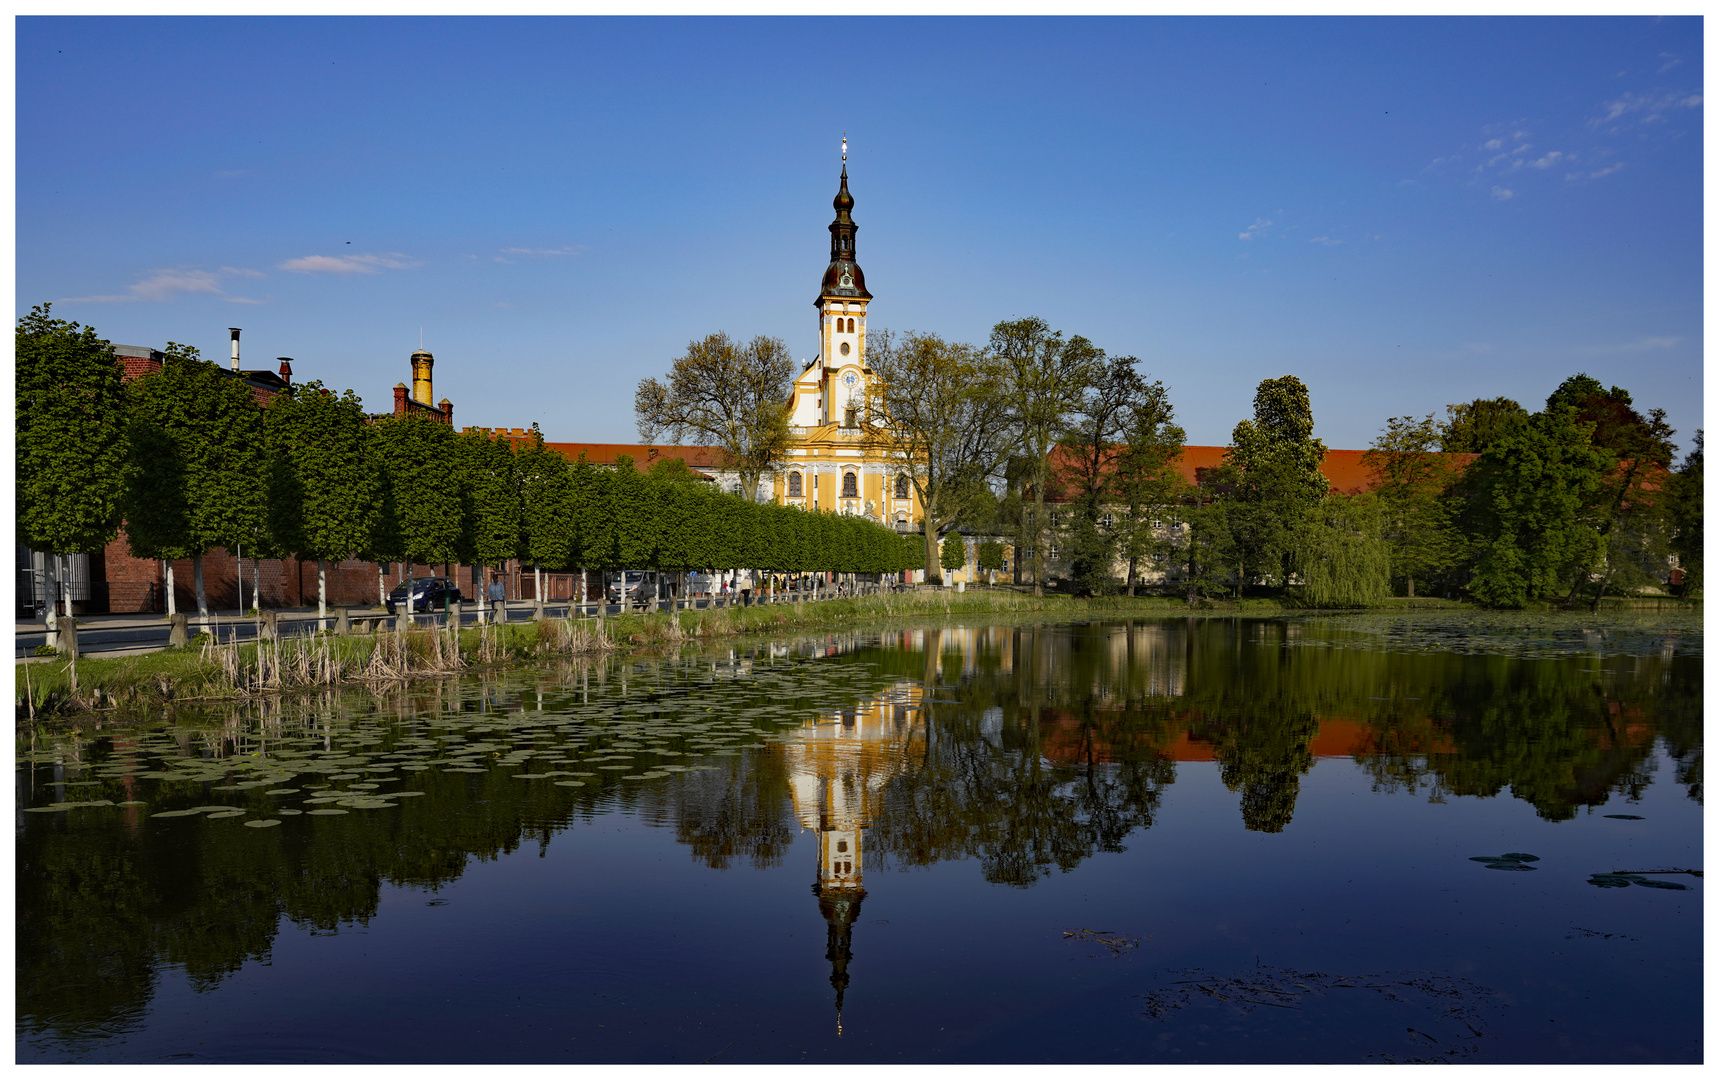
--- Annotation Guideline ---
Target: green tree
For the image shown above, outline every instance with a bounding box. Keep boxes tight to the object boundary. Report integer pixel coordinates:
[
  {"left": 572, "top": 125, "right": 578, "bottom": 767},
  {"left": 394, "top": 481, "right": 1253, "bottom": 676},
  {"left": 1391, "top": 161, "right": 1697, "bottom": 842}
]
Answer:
[
  {"left": 263, "top": 381, "right": 381, "bottom": 623},
  {"left": 15, "top": 304, "right": 129, "bottom": 631},
  {"left": 1295, "top": 492, "right": 1390, "bottom": 607},
  {"left": 369, "top": 414, "right": 465, "bottom": 571},
  {"left": 940, "top": 531, "right": 967, "bottom": 575},
  {"left": 456, "top": 427, "right": 521, "bottom": 603},
  {"left": 123, "top": 344, "right": 266, "bottom": 630},
  {"left": 1542, "top": 374, "right": 1678, "bottom": 609},
  {"left": 1363, "top": 414, "right": 1461, "bottom": 597},
  {"left": 977, "top": 540, "right": 1007, "bottom": 573},
  {"left": 1112, "top": 380, "right": 1188, "bottom": 596},
  {"left": 634, "top": 332, "right": 794, "bottom": 502},
  {"left": 1460, "top": 406, "right": 1608, "bottom": 607},
  {"left": 991, "top": 317, "right": 1104, "bottom": 596},
  {"left": 518, "top": 425, "right": 576, "bottom": 599},
  {"left": 862, "top": 330, "right": 1014, "bottom": 585},
  {"left": 1223, "top": 376, "right": 1328, "bottom": 595},
  {"left": 1441, "top": 396, "right": 1529, "bottom": 453},
  {"left": 1666, "top": 431, "right": 1702, "bottom": 597}
]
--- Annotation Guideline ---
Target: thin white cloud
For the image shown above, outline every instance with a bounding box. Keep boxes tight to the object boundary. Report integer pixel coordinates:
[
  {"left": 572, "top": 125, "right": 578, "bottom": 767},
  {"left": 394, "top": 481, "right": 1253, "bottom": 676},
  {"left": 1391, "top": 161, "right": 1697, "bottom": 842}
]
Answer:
[
  {"left": 1528, "top": 150, "right": 1566, "bottom": 168},
  {"left": 499, "top": 245, "right": 582, "bottom": 258},
  {"left": 1237, "top": 218, "right": 1273, "bottom": 240},
  {"left": 56, "top": 264, "right": 271, "bottom": 304},
  {"left": 1491, "top": 186, "right": 1514, "bottom": 201},
  {"left": 279, "top": 252, "right": 421, "bottom": 275},
  {"left": 1309, "top": 236, "right": 1341, "bottom": 245},
  {"left": 1658, "top": 52, "right": 1683, "bottom": 73},
  {"left": 1483, "top": 138, "right": 1503, "bottom": 150},
  {"left": 1590, "top": 90, "right": 1703, "bottom": 129},
  {"left": 1588, "top": 162, "right": 1625, "bottom": 179}
]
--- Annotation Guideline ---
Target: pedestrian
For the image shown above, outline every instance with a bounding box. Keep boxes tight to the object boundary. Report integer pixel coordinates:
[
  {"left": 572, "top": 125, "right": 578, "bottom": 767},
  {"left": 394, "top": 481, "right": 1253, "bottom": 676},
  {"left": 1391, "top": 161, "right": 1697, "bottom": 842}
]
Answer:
[{"left": 487, "top": 574, "right": 506, "bottom": 624}]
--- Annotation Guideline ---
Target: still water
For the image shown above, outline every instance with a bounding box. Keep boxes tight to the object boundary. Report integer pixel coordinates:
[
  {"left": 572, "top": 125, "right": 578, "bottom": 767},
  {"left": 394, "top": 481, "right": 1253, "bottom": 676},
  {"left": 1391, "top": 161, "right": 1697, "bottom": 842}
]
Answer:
[{"left": 16, "top": 615, "right": 1702, "bottom": 1063}]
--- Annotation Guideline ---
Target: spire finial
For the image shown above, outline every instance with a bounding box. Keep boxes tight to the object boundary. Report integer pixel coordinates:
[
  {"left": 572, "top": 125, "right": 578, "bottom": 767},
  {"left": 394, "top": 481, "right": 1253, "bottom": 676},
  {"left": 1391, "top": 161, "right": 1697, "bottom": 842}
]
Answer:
[{"left": 841, "top": 132, "right": 847, "bottom": 164}]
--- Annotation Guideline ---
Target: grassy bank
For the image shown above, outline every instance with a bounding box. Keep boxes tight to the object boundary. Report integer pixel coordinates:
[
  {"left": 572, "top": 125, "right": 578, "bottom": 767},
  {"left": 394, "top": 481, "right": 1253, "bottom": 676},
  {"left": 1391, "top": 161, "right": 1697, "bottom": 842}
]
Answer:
[{"left": 13, "top": 588, "right": 1697, "bottom": 718}]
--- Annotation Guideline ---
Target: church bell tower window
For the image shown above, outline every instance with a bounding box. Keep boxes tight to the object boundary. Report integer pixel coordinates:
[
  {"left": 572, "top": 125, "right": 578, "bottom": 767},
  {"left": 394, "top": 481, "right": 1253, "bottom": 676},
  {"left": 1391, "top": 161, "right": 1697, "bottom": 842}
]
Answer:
[{"left": 841, "top": 471, "right": 858, "bottom": 498}]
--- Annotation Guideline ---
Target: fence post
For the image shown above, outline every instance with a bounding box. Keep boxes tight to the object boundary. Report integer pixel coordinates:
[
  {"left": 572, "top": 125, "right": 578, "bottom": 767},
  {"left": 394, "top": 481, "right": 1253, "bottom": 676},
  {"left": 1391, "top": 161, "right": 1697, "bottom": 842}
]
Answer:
[
  {"left": 168, "top": 613, "right": 189, "bottom": 647},
  {"left": 260, "top": 610, "right": 279, "bottom": 641},
  {"left": 335, "top": 607, "right": 351, "bottom": 635},
  {"left": 58, "top": 617, "right": 79, "bottom": 659},
  {"left": 533, "top": 599, "right": 545, "bottom": 622}
]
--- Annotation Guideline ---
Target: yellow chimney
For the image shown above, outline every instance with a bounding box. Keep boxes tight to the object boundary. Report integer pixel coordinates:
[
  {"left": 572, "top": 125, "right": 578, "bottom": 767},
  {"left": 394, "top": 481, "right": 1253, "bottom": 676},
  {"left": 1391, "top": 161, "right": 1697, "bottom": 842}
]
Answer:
[{"left": 410, "top": 350, "right": 434, "bottom": 405}]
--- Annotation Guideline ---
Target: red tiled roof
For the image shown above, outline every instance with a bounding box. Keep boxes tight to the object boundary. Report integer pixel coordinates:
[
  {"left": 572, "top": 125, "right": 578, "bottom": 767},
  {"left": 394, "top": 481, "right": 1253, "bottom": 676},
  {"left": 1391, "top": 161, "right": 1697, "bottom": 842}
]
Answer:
[
  {"left": 1040, "top": 444, "right": 1478, "bottom": 501},
  {"left": 540, "top": 442, "right": 730, "bottom": 474}
]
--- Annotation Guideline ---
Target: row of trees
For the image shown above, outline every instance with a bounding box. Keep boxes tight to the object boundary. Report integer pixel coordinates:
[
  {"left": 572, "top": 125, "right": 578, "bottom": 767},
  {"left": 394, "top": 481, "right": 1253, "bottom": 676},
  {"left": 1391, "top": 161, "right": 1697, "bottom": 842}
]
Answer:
[{"left": 16, "top": 306, "right": 921, "bottom": 629}]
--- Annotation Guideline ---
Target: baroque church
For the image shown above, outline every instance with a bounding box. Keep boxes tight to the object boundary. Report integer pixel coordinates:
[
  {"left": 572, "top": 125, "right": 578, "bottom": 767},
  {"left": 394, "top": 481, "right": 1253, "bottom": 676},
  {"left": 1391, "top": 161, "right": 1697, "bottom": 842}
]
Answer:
[{"left": 769, "top": 148, "right": 923, "bottom": 529}]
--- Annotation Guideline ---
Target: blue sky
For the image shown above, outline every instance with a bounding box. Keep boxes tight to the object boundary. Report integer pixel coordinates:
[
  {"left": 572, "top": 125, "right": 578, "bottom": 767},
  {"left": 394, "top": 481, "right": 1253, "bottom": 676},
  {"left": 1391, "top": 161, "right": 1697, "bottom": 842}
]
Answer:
[{"left": 16, "top": 16, "right": 1704, "bottom": 455}]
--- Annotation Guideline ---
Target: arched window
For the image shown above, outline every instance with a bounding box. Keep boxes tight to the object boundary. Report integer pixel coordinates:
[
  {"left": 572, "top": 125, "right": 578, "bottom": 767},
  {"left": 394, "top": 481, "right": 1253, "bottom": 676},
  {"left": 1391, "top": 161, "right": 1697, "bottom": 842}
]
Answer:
[
  {"left": 841, "top": 472, "right": 858, "bottom": 498},
  {"left": 847, "top": 317, "right": 855, "bottom": 333},
  {"left": 894, "top": 474, "right": 910, "bottom": 500},
  {"left": 788, "top": 472, "right": 802, "bottom": 498}
]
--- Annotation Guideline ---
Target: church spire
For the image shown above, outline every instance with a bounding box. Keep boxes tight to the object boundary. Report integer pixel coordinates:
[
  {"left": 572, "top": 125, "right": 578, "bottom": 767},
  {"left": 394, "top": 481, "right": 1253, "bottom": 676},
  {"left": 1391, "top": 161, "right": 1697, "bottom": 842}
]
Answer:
[{"left": 819, "top": 137, "right": 870, "bottom": 303}]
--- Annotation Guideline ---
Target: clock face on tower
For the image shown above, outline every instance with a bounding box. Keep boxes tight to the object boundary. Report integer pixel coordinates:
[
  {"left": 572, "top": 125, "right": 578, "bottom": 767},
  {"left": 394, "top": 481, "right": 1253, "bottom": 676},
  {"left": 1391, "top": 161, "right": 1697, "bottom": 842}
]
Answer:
[{"left": 842, "top": 371, "right": 858, "bottom": 389}]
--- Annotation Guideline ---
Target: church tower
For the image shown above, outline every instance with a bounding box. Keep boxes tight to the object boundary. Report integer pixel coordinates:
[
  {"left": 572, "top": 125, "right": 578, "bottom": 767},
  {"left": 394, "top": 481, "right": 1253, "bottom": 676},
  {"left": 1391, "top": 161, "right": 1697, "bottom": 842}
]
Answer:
[{"left": 816, "top": 136, "right": 871, "bottom": 427}]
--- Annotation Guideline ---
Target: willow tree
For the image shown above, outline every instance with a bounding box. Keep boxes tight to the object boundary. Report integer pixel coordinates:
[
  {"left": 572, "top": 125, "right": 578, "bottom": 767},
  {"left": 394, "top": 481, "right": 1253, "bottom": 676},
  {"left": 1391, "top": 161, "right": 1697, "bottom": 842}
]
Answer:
[
  {"left": 862, "top": 330, "right": 1014, "bottom": 585},
  {"left": 1295, "top": 493, "right": 1390, "bottom": 607},
  {"left": 634, "top": 332, "right": 794, "bottom": 501},
  {"left": 1363, "top": 413, "right": 1462, "bottom": 597}
]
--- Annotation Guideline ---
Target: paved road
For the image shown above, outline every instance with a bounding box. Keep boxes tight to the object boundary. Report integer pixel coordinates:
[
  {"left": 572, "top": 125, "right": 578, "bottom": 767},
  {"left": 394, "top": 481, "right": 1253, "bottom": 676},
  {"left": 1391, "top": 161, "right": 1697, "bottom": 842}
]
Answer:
[{"left": 15, "top": 588, "right": 869, "bottom": 660}]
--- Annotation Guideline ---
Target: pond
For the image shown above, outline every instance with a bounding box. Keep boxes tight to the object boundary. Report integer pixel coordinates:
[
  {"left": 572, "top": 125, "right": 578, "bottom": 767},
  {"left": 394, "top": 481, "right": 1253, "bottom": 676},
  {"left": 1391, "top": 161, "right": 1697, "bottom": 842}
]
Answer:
[{"left": 16, "top": 613, "right": 1703, "bottom": 1063}]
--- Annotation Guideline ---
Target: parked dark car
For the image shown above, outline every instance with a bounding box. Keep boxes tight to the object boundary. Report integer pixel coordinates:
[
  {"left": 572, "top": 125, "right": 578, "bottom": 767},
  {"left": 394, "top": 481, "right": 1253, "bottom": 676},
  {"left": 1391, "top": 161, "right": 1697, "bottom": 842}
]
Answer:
[{"left": 386, "top": 577, "right": 462, "bottom": 614}]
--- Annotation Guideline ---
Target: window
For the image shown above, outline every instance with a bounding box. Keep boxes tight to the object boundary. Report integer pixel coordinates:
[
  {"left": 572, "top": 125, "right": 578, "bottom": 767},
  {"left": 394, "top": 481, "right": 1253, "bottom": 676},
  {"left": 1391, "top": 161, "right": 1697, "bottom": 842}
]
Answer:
[
  {"left": 841, "top": 472, "right": 858, "bottom": 498},
  {"left": 1151, "top": 518, "right": 1162, "bottom": 528},
  {"left": 1049, "top": 545, "right": 1060, "bottom": 559},
  {"left": 836, "top": 840, "right": 848, "bottom": 853},
  {"left": 848, "top": 317, "right": 856, "bottom": 333},
  {"left": 1023, "top": 546, "right": 1035, "bottom": 558},
  {"left": 788, "top": 472, "right": 802, "bottom": 497},
  {"left": 1050, "top": 512, "right": 1062, "bottom": 527},
  {"left": 894, "top": 474, "right": 910, "bottom": 500},
  {"left": 1100, "top": 514, "right": 1114, "bottom": 529},
  {"left": 844, "top": 406, "right": 857, "bottom": 428}
]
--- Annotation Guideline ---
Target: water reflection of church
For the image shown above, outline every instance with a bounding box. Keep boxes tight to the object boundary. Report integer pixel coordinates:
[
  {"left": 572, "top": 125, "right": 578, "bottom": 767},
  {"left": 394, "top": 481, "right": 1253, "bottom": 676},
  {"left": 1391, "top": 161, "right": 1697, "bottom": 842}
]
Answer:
[{"left": 782, "top": 682, "right": 925, "bottom": 1026}]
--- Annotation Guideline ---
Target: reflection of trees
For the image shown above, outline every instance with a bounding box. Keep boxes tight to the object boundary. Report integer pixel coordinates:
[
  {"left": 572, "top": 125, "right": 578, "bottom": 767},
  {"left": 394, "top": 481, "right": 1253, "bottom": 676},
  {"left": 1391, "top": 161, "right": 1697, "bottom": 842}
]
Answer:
[{"left": 650, "top": 751, "right": 795, "bottom": 870}]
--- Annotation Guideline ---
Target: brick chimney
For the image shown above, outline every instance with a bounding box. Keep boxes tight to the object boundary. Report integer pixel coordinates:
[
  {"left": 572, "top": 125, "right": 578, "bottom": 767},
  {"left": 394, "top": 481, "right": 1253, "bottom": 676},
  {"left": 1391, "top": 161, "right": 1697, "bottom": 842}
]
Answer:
[
  {"left": 439, "top": 397, "right": 453, "bottom": 426},
  {"left": 277, "top": 357, "right": 293, "bottom": 385},
  {"left": 393, "top": 383, "right": 409, "bottom": 417}
]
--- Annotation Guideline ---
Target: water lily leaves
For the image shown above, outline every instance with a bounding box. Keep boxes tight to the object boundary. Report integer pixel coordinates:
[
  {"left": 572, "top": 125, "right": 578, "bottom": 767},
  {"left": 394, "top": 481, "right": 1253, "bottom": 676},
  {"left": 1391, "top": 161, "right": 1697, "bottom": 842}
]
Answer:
[
  {"left": 1471, "top": 854, "right": 1540, "bottom": 871},
  {"left": 150, "top": 809, "right": 203, "bottom": 818},
  {"left": 205, "top": 810, "right": 246, "bottom": 819},
  {"left": 1588, "top": 874, "right": 1634, "bottom": 888},
  {"left": 266, "top": 789, "right": 301, "bottom": 795},
  {"left": 244, "top": 819, "right": 282, "bottom": 828},
  {"left": 306, "top": 808, "right": 350, "bottom": 816},
  {"left": 1604, "top": 814, "right": 1645, "bottom": 820},
  {"left": 553, "top": 780, "right": 586, "bottom": 787},
  {"left": 191, "top": 805, "right": 241, "bottom": 812},
  {"left": 1632, "top": 878, "right": 1689, "bottom": 890},
  {"left": 276, "top": 809, "right": 304, "bottom": 816}
]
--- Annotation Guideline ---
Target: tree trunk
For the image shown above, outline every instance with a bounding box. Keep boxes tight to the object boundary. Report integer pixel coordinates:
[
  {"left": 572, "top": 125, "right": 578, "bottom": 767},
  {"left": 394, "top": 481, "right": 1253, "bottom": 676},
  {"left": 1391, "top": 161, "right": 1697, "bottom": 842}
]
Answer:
[
  {"left": 253, "top": 556, "right": 262, "bottom": 614},
  {"left": 194, "top": 553, "right": 209, "bottom": 632},
  {"left": 317, "top": 559, "right": 328, "bottom": 629},
  {"left": 42, "top": 555, "right": 58, "bottom": 644},
  {"left": 1127, "top": 554, "right": 1138, "bottom": 597},
  {"left": 378, "top": 562, "right": 388, "bottom": 607},
  {"left": 924, "top": 528, "right": 942, "bottom": 587},
  {"left": 1031, "top": 490, "right": 1046, "bottom": 598},
  {"left": 1406, "top": 574, "right": 1415, "bottom": 599},
  {"left": 236, "top": 545, "right": 244, "bottom": 617},
  {"left": 535, "top": 565, "right": 543, "bottom": 604},
  {"left": 1589, "top": 566, "right": 1615, "bottom": 613},
  {"left": 164, "top": 560, "right": 177, "bottom": 617}
]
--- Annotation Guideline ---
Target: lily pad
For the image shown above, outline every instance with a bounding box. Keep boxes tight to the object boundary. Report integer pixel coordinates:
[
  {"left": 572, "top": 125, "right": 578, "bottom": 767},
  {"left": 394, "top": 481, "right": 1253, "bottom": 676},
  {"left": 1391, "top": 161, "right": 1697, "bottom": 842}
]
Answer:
[
  {"left": 276, "top": 809, "right": 304, "bottom": 816},
  {"left": 205, "top": 810, "right": 247, "bottom": 819},
  {"left": 151, "top": 809, "right": 203, "bottom": 818},
  {"left": 1500, "top": 853, "right": 1540, "bottom": 862},
  {"left": 1633, "top": 878, "right": 1689, "bottom": 890},
  {"left": 244, "top": 819, "right": 282, "bottom": 828},
  {"left": 1604, "top": 814, "right": 1645, "bottom": 820},
  {"left": 266, "top": 789, "right": 301, "bottom": 795},
  {"left": 554, "top": 780, "right": 586, "bottom": 787},
  {"left": 1588, "top": 874, "right": 1634, "bottom": 888},
  {"left": 306, "top": 808, "right": 350, "bottom": 816}
]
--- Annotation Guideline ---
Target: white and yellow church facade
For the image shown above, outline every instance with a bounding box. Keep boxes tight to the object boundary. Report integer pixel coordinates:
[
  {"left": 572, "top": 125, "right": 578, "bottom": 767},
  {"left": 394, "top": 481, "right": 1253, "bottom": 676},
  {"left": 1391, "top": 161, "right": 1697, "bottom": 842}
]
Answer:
[{"left": 770, "top": 154, "right": 924, "bottom": 529}]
